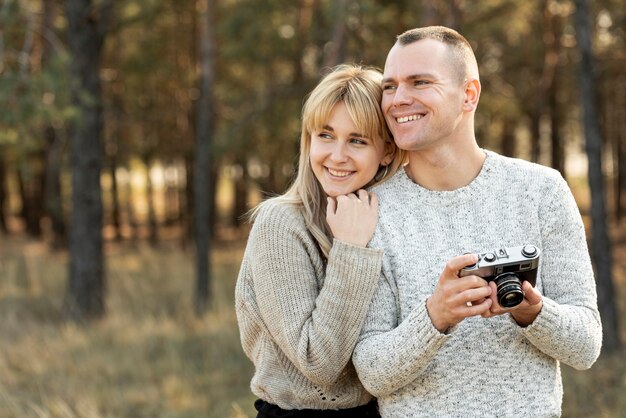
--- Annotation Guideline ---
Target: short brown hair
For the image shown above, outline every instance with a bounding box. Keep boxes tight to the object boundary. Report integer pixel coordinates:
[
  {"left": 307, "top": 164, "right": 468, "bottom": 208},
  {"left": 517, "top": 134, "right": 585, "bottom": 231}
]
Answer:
[{"left": 397, "top": 26, "right": 478, "bottom": 82}]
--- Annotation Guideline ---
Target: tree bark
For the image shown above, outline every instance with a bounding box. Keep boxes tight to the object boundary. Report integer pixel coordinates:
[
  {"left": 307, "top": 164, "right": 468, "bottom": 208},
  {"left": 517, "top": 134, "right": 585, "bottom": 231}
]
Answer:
[
  {"left": 42, "top": 0, "right": 67, "bottom": 249},
  {"left": 0, "top": 157, "right": 7, "bottom": 234},
  {"left": 549, "top": 67, "right": 565, "bottom": 178},
  {"left": 574, "top": 0, "right": 620, "bottom": 353},
  {"left": 144, "top": 156, "right": 158, "bottom": 245},
  {"left": 17, "top": 156, "right": 45, "bottom": 237},
  {"left": 322, "top": 0, "right": 348, "bottom": 68},
  {"left": 64, "top": 0, "right": 112, "bottom": 321},
  {"left": 500, "top": 118, "right": 516, "bottom": 158},
  {"left": 194, "top": 0, "right": 216, "bottom": 316},
  {"left": 108, "top": 154, "right": 122, "bottom": 241}
]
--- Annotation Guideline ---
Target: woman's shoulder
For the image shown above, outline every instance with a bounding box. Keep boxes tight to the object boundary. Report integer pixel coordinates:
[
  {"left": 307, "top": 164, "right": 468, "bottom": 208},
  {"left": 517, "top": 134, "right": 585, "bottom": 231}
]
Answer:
[{"left": 252, "top": 198, "right": 306, "bottom": 232}]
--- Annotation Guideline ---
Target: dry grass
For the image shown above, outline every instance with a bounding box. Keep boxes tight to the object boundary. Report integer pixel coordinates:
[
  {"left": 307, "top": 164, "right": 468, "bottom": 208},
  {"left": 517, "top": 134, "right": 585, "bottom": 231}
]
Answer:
[
  {"left": 0, "top": 231, "right": 624, "bottom": 418},
  {"left": 0, "top": 237, "right": 256, "bottom": 418}
]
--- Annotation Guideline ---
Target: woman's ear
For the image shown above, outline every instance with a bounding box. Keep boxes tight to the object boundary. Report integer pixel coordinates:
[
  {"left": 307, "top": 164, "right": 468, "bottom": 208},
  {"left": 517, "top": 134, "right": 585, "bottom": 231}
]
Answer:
[
  {"left": 380, "top": 140, "right": 396, "bottom": 166},
  {"left": 462, "top": 78, "right": 481, "bottom": 112}
]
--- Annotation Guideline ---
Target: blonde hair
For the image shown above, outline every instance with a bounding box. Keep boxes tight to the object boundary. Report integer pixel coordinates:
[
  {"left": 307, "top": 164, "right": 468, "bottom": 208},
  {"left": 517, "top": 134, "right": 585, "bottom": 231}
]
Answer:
[{"left": 251, "top": 64, "right": 405, "bottom": 257}]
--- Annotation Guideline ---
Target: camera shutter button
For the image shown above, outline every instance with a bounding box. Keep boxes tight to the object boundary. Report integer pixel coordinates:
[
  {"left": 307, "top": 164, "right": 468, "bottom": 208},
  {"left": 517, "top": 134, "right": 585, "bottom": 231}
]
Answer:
[
  {"left": 483, "top": 252, "right": 496, "bottom": 262},
  {"left": 522, "top": 245, "right": 538, "bottom": 257}
]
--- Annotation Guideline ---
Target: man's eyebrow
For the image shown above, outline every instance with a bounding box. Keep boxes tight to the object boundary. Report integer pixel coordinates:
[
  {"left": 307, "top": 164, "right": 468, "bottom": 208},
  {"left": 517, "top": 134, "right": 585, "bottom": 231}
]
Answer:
[{"left": 383, "top": 73, "right": 436, "bottom": 84}]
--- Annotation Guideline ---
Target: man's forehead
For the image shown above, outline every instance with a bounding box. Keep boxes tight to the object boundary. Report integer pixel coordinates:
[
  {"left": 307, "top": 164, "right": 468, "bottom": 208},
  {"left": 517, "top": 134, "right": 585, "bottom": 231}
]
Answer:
[{"left": 384, "top": 40, "right": 450, "bottom": 77}]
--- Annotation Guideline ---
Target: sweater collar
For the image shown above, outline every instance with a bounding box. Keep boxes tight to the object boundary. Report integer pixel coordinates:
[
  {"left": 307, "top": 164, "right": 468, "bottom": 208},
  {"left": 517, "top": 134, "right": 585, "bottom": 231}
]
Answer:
[{"left": 391, "top": 149, "right": 498, "bottom": 206}]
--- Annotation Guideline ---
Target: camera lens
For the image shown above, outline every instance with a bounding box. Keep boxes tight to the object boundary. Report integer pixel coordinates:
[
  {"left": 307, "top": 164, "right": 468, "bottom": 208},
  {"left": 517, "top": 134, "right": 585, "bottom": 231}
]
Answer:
[{"left": 494, "top": 273, "right": 524, "bottom": 308}]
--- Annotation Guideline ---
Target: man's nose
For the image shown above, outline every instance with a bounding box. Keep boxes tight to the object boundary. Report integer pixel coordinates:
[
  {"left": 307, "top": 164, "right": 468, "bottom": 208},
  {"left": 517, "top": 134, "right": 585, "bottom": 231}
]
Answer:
[{"left": 392, "top": 84, "right": 412, "bottom": 106}]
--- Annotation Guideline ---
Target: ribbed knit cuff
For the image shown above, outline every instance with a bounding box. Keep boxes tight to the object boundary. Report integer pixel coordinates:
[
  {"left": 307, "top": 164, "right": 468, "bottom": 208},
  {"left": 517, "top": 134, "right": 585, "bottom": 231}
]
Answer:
[
  {"left": 321, "top": 238, "right": 384, "bottom": 318},
  {"left": 331, "top": 238, "right": 384, "bottom": 259},
  {"left": 519, "top": 296, "right": 560, "bottom": 338},
  {"left": 326, "top": 239, "right": 384, "bottom": 295}
]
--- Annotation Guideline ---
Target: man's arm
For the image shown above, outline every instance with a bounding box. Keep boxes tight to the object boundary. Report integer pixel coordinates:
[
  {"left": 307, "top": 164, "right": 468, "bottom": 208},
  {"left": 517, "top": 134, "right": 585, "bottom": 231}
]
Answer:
[
  {"left": 514, "top": 174, "right": 602, "bottom": 369},
  {"left": 352, "top": 269, "right": 447, "bottom": 397}
]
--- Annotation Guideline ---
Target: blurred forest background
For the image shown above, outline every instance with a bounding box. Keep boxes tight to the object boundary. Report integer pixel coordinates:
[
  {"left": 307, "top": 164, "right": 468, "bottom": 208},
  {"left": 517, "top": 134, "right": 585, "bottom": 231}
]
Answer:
[{"left": 0, "top": 0, "right": 625, "bottom": 417}]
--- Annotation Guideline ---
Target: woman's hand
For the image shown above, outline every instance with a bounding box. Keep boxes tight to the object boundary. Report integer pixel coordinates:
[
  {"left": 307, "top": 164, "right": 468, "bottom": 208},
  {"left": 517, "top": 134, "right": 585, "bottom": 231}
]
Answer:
[{"left": 326, "top": 190, "right": 379, "bottom": 247}]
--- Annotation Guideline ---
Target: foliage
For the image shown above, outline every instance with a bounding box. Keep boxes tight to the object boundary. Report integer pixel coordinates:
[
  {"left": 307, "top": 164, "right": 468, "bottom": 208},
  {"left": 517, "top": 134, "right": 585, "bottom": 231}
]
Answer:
[
  {"left": 0, "top": 1, "right": 73, "bottom": 153},
  {"left": 2, "top": 0, "right": 625, "bottom": 200}
]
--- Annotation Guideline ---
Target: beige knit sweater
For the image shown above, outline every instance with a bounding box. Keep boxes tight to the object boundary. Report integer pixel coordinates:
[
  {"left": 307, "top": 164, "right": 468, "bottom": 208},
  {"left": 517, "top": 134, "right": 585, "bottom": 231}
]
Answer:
[{"left": 235, "top": 200, "right": 383, "bottom": 410}]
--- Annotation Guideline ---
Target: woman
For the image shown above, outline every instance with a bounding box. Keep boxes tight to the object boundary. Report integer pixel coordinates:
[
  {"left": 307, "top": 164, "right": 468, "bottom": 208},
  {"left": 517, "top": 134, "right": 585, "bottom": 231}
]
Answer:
[{"left": 235, "top": 64, "right": 405, "bottom": 417}]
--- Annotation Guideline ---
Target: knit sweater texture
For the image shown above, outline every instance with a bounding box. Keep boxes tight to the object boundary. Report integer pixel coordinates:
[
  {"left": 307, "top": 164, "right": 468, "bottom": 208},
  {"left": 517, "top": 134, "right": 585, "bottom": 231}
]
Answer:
[
  {"left": 352, "top": 150, "right": 602, "bottom": 418},
  {"left": 235, "top": 201, "right": 383, "bottom": 410}
]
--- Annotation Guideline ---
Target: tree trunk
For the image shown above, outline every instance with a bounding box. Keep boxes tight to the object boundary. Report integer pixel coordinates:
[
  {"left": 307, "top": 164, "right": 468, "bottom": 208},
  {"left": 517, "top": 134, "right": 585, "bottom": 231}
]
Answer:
[
  {"left": 42, "top": 0, "right": 67, "bottom": 249},
  {"left": 44, "top": 125, "right": 67, "bottom": 248},
  {"left": 548, "top": 10, "right": 565, "bottom": 178},
  {"left": 125, "top": 167, "right": 137, "bottom": 242},
  {"left": 108, "top": 154, "right": 122, "bottom": 241},
  {"left": 549, "top": 68, "right": 565, "bottom": 178},
  {"left": 194, "top": 0, "right": 216, "bottom": 316},
  {"left": 231, "top": 160, "right": 248, "bottom": 228},
  {"left": 574, "top": 0, "right": 620, "bottom": 353},
  {"left": 420, "top": 0, "right": 438, "bottom": 26},
  {"left": 530, "top": 0, "right": 560, "bottom": 164},
  {"left": 500, "top": 119, "right": 516, "bottom": 157},
  {"left": 145, "top": 156, "right": 158, "bottom": 245},
  {"left": 17, "top": 156, "right": 45, "bottom": 237},
  {"left": 609, "top": 75, "right": 625, "bottom": 224},
  {"left": 322, "top": 0, "right": 347, "bottom": 68},
  {"left": 64, "top": 0, "right": 112, "bottom": 321},
  {"left": 0, "top": 157, "right": 7, "bottom": 234}
]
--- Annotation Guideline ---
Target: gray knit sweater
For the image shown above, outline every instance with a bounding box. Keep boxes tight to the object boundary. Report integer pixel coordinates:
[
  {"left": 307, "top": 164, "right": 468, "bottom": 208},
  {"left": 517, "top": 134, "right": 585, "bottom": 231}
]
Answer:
[
  {"left": 235, "top": 201, "right": 383, "bottom": 410},
  {"left": 353, "top": 150, "right": 602, "bottom": 418}
]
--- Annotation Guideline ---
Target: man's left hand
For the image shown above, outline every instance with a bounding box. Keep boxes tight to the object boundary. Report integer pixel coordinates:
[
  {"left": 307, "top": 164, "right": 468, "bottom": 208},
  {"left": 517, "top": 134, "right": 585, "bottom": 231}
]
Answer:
[{"left": 482, "top": 281, "right": 542, "bottom": 327}]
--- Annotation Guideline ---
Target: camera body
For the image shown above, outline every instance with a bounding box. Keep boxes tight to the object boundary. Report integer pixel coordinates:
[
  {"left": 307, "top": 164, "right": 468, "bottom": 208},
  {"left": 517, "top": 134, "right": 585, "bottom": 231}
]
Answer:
[{"left": 460, "top": 245, "right": 541, "bottom": 308}]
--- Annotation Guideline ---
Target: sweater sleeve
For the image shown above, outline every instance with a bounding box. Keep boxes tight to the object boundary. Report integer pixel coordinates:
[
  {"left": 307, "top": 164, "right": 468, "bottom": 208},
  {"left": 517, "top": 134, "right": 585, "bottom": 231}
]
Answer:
[
  {"left": 519, "top": 173, "right": 602, "bottom": 369},
  {"left": 249, "top": 205, "right": 383, "bottom": 386},
  {"left": 352, "top": 266, "right": 449, "bottom": 397}
]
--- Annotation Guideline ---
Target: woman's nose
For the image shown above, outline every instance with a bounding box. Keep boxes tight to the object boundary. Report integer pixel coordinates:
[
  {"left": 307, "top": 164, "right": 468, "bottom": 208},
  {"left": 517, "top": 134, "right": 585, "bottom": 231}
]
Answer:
[{"left": 329, "top": 142, "right": 349, "bottom": 162}]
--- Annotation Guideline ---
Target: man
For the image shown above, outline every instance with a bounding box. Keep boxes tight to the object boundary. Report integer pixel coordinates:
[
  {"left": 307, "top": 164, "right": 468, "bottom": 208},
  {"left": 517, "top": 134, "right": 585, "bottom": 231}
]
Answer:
[{"left": 352, "top": 26, "right": 602, "bottom": 417}]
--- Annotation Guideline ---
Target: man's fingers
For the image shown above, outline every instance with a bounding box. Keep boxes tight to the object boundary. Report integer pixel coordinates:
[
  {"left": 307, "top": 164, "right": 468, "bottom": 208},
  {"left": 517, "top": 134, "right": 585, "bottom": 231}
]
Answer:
[
  {"left": 522, "top": 281, "right": 542, "bottom": 305},
  {"left": 442, "top": 253, "right": 479, "bottom": 279}
]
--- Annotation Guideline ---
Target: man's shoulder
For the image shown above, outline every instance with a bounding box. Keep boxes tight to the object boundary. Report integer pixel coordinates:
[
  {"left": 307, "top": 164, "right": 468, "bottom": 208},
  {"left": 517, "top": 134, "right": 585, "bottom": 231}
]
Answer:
[
  {"left": 369, "top": 168, "right": 408, "bottom": 197},
  {"left": 487, "top": 150, "right": 563, "bottom": 184}
]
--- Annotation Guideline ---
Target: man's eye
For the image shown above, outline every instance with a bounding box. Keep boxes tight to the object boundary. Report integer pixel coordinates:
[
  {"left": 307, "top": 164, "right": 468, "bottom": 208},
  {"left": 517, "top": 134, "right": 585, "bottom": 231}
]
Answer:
[
  {"left": 415, "top": 80, "right": 429, "bottom": 86},
  {"left": 383, "top": 84, "right": 396, "bottom": 91}
]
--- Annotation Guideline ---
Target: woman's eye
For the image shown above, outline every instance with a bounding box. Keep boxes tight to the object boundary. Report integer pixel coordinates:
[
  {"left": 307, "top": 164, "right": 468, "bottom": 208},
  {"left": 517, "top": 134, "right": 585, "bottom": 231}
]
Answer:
[
  {"left": 318, "top": 132, "right": 333, "bottom": 140},
  {"left": 350, "top": 138, "right": 367, "bottom": 145}
]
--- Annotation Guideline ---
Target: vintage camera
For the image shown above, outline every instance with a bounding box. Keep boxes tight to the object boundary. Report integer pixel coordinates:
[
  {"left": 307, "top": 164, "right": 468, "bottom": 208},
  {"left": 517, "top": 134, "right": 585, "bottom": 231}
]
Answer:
[{"left": 460, "top": 245, "right": 541, "bottom": 308}]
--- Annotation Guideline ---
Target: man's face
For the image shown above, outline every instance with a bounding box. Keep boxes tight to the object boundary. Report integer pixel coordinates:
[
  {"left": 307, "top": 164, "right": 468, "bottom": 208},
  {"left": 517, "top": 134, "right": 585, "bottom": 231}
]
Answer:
[{"left": 381, "top": 39, "right": 467, "bottom": 151}]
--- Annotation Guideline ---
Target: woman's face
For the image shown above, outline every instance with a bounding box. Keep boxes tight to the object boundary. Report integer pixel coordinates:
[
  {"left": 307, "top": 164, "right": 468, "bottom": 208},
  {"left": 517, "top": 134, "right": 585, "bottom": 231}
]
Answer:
[{"left": 309, "top": 102, "right": 388, "bottom": 197}]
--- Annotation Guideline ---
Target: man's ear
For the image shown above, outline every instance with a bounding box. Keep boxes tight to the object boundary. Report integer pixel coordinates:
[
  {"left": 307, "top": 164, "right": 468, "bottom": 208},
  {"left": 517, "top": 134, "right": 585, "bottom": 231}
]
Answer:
[{"left": 462, "top": 78, "right": 481, "bottom": 112}]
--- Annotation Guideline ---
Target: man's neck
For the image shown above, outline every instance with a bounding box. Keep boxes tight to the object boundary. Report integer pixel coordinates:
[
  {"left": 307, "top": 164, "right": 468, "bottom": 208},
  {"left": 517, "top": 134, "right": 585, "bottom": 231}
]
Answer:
[{"left": 404, "top": 142, "right": 486, "bottom": 191}]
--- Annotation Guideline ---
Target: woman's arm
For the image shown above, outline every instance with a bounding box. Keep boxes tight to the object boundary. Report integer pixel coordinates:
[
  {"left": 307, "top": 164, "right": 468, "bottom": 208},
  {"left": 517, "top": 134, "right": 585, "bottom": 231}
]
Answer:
[{"left": 249, "top": 204, "right": 384, "bottom": 386}]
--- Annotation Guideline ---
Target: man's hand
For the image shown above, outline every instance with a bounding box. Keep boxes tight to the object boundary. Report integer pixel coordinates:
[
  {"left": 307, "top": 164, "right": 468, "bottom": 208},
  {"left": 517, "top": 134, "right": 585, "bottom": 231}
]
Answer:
[
  {"left": 482, "top": 281, "right": 543, "bottom": 327},
  {"left": 426, "top": 254, "right": 493, "bottom": 333}
]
